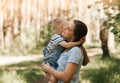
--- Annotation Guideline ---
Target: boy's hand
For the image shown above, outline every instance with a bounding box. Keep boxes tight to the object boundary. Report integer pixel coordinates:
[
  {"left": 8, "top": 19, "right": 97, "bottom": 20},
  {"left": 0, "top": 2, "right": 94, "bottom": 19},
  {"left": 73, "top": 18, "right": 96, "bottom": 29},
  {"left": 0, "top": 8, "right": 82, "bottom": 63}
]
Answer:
[
  {"left": 46, "top": 60, "right": 50, "bottom": 66},
  {"left": 79, "top": 36, "right": 86, "bottom": 45}
]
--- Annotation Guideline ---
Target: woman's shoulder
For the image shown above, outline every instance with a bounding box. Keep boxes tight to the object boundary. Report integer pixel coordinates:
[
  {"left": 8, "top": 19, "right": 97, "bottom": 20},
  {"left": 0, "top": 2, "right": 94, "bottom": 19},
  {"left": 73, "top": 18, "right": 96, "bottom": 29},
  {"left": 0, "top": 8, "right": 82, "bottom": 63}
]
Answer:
[
  {"left": 68, "top": 46, "right": 83, "bottom": 56},
  {"left": 70, "top": 46, "right": 82, "bottom": 52},
  {"left": 67, "top": 46, "right": 83, "bottom": 64}
]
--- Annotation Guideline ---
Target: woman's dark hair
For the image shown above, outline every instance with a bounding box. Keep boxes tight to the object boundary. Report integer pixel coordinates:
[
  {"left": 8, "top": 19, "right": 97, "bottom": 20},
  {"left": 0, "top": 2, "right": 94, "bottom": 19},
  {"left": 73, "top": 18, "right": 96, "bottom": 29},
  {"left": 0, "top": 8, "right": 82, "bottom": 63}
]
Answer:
[
  {"left": 73, "top": 20, "right": 88, "bottom": 42},
  {"left": 73, "top": 20, "right": 89, "bottom": 66}
]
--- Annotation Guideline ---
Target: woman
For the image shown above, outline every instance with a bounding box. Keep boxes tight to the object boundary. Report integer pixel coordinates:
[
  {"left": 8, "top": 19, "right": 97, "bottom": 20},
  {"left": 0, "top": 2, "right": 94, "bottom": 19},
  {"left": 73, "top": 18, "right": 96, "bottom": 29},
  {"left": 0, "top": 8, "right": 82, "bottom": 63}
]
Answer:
[{"left": 41, "top": 20, "right": 89, "bottom": 83}]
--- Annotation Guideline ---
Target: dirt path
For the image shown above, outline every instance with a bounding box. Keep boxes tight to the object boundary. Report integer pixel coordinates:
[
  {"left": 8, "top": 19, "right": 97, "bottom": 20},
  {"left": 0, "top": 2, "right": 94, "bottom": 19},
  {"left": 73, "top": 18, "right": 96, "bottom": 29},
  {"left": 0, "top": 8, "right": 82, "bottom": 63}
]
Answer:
[
  {"left": 86, "top": 48, "right": 102, "bottom": 58},
  {"left": 0, "top": 48, "right": 102, "bottom": 66},
  {"left": 0, "top": 55, "right": 43, "bottom": 66}
]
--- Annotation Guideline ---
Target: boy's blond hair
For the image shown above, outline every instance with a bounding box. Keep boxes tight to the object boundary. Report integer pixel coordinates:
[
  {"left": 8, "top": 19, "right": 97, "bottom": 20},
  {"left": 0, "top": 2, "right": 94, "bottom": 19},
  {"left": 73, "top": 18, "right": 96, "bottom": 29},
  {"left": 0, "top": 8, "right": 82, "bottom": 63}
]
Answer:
[{"left": 53, "top": 18, "right": 68, "bottom": 29}]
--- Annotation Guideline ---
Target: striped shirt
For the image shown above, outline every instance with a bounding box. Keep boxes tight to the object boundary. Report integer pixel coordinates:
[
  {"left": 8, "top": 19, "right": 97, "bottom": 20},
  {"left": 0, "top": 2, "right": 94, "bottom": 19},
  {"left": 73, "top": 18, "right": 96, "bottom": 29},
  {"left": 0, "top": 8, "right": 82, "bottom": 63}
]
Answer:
[{"left": 46, "top": 34, "right": 65, "bottom": 52}]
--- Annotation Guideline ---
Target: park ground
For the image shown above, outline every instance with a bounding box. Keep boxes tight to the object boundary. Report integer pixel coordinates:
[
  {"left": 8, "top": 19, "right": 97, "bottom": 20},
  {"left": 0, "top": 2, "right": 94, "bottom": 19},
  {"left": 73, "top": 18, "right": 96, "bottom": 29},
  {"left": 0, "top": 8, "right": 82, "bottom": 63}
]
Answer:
[
  {"left": 0, "top": 48, "right": 102, "bottom": 66},
  {"left": 0, "top": 48, "right": 120, "bottom": 83}
]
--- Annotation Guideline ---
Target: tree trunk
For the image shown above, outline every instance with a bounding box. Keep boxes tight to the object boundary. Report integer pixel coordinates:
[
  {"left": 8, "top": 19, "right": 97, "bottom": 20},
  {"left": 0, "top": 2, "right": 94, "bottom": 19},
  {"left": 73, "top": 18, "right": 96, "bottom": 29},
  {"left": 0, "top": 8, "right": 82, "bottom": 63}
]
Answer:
[
  {"left": 0, "top": 11, "right": 4, "bottom": 47},
  {"left": 108, "top": 31, "right": 115, "bottom": 51},
  {"left": 36, "top": 0, "right": 41, "bottom": 44},
  {"left": 100, "top": 27, "right": 110, "bottom": 58},
  {"left": 4, "top": 26, "right": 12, "bottom": 48},
  {"left": 20, "top": 0, "right": 27, "bottom": 48}
]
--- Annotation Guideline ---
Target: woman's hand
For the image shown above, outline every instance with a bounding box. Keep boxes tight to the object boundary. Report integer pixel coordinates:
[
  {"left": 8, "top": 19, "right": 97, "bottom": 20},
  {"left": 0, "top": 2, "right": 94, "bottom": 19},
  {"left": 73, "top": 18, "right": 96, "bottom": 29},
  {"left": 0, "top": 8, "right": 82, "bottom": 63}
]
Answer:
[
  {"left": 79, "top": 36, "right": 86, "bottom": 45},
  {"left": 41, "top": 61, "right": 52, "bottom": 80},
  {"left": 41, "top": 64, "right": 51, "bottom": 73}
]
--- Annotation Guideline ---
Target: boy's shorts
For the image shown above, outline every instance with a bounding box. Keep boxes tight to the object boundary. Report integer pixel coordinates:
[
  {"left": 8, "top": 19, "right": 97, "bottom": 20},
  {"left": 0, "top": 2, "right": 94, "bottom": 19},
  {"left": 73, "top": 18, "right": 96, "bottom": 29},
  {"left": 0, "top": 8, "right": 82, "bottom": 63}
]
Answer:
[{"left": 42, "top": 58, "right": 58, "bottom": 69}]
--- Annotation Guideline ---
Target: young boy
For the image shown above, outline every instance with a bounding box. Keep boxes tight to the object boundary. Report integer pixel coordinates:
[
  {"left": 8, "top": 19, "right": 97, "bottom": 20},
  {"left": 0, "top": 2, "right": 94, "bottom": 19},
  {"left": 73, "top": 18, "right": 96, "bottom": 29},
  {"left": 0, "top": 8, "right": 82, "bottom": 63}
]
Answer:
[{"left": 42, "top": 18, "right": 82, "bottom": 83}]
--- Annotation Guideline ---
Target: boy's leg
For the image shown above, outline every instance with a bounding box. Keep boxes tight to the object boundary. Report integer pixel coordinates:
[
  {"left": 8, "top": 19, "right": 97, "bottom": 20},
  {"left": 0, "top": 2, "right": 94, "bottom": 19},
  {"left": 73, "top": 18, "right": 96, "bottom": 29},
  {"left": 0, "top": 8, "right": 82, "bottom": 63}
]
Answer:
[
  {"left": 48, "top": 80, "right": 51, "bottom": 83},
  {"left": 44, "top": 72, "right": 51, "bottom": 83},
  {"left": 49, "top": 74, "right": 57, "bottom": 83},
  {"left": 46, "top": 60, "right": 57, "bottom": 83}
]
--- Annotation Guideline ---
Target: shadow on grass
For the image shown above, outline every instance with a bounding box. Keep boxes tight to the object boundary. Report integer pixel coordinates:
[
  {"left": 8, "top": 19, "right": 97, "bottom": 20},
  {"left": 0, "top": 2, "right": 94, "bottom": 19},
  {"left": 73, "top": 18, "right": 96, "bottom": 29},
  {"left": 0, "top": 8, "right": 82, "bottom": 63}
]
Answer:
[
  {"left": 17, "top": 68, "right": 44, "bottom": 83},
  {"left": 81, "top": 57, "right": 120, "bottom": 83}
]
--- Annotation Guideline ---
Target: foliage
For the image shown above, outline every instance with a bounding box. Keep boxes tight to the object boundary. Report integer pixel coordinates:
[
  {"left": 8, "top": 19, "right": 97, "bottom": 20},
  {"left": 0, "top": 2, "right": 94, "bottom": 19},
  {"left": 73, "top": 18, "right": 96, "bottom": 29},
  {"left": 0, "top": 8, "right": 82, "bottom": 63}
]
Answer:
[
  {"left": 91, "top": 1, "right": 120, "bottom": 43},
  {"left": 103, "top": 4, "right": 120, "bottom": 42},
  {"left": 40, "top": 21, "right": 54, "bottom": 46}
]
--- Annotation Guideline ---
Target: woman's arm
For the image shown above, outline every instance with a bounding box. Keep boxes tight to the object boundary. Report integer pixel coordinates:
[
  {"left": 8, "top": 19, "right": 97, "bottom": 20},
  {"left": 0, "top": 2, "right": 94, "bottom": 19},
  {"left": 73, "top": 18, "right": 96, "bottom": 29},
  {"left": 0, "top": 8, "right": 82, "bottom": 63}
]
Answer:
[{"left": 41, "top": 62, "right": 78, "bottom": 82}]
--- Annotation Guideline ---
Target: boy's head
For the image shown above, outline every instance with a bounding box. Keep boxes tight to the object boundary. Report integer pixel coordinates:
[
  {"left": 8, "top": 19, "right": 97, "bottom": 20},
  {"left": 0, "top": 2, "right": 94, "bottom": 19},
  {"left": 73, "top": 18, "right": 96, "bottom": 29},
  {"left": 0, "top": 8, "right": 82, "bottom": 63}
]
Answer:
[{"left": 53, "top": 17, "right": 68, "bottom": 34}]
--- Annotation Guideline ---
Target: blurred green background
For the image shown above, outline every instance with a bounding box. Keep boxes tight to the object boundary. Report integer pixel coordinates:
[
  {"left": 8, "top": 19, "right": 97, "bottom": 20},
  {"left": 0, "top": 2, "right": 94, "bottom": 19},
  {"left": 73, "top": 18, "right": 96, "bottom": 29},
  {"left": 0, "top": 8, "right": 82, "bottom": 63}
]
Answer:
[{"left": 0, "top": 0, "right": 120, "bottom": 83}]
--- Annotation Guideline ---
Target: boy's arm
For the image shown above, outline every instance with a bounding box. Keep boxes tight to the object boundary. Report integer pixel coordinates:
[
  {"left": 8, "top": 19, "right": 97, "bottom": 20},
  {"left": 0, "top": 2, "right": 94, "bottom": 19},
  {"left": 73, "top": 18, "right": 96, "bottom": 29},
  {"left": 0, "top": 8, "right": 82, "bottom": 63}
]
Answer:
[
  {"left": 59, "top": 37, "right": 86, "bottom": 48},
  {"left": 59, "top": 41, "right": 80, "bottom": 48}
]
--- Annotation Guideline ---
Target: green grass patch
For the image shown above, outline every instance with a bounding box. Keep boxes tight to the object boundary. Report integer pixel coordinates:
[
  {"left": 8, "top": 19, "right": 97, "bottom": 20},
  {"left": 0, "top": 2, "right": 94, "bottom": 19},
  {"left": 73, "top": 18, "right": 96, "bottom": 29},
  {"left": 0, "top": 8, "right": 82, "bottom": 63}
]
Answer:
[
  {"left": 80, "top": 56, "right": 120, "bottom": 83},
  {"left": 0, "top": 70, "right": 26, "bottom": 83},
  {"left": 0, "top": 69, "right": 44, "bottom": 83},
  {"left": 17, "top": 68, "right": 44, "bottom": 83},
  {"left": 0, "top": 59, "right": 44, "bottom": 83},
  {"left": 85, "top": 45, "right": 101, "bottom": 49},
  {"left": 0, "top": 54, "right": 120, "bottom": 83}
]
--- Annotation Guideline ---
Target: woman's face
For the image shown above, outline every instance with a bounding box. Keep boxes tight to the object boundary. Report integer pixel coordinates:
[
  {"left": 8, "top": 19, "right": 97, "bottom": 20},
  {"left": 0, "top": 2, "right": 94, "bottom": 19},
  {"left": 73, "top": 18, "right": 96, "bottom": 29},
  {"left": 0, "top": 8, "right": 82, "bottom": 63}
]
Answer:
[{"left": 62, "top": 21, "right": 75, "bottom": 41}]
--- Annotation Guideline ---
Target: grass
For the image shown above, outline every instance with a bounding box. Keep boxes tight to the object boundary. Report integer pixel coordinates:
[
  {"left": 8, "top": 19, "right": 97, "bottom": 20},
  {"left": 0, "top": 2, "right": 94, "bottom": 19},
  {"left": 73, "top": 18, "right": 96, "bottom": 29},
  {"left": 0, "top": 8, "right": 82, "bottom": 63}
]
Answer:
[
  {"left": 80, "top": 55, "right": 120, "bottom": 83},
  {"left": 17, "top": 69, "right": 44, "bottom": 83},
  {"left": 85, "top": 45, "right": 100, "bottom": 49},
  {"left": 0, "top": 60, "right": 45, "bottom": 83},
  {"left": 0, "top": 52, "right": 120, "bottom": 83}
]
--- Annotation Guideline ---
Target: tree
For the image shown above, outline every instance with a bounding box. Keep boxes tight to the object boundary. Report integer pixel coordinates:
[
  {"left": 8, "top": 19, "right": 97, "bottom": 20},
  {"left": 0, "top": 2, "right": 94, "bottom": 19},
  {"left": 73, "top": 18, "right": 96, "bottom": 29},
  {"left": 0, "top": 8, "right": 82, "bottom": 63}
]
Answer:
[
  {"left": 101, "top": 0, "right": 120, "bottom": 58},
  {"left": 91, "top": 0, "right": 120, "bottom": 58},
  {"left": 103, "top": 4, "right": 120, "bottom": 43},
  {"left": 91, "top": 1, "right": 110, "bottom": 58},
  {"left": 100, "top": 19, "right": 110, "bottom": 58}
]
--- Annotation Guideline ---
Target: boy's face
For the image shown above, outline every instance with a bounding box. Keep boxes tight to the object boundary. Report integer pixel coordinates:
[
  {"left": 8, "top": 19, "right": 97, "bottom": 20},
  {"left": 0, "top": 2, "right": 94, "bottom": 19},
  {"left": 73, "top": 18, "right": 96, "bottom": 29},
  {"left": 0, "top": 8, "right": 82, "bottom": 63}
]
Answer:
[
  {"left": 53, "top": 19, "right": 68, "bottom": 34},
  {"left": 60, "top": 24, "right": 67, "bottom": 33},
  {"left": 61, "top": 21, "right": 69, "bottom": 31},
  {"left": 54, "top": 24, "right": 67, "bottom": 34}
]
